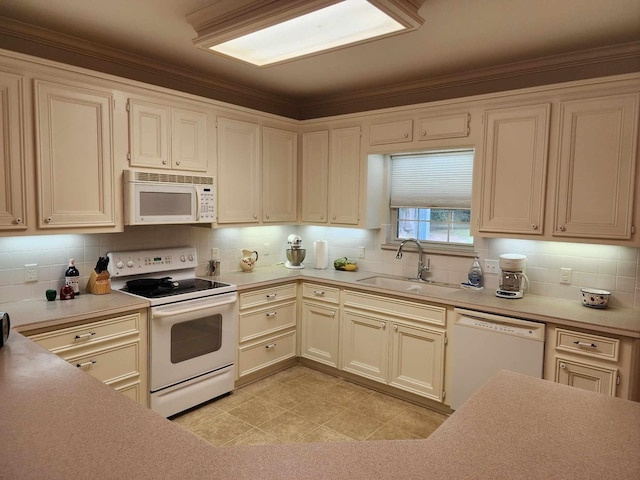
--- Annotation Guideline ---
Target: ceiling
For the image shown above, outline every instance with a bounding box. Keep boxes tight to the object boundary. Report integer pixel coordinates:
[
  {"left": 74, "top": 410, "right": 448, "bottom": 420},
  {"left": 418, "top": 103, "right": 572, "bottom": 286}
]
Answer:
[{"left": 1, "top": 0, "right": 639, "bottom": 119}]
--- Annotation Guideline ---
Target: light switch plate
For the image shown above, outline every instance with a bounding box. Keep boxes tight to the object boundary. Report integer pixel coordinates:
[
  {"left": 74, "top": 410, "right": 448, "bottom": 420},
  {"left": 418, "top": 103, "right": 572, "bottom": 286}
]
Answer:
[{"left": 357, "top": 246, "right": 365, "bottom": 259}]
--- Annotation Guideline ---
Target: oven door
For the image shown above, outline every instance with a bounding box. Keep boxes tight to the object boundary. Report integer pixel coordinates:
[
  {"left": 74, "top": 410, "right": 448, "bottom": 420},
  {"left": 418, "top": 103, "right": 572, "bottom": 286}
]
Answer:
[{"left": 149, "top": 292, "right": 237, "bottom": 392}]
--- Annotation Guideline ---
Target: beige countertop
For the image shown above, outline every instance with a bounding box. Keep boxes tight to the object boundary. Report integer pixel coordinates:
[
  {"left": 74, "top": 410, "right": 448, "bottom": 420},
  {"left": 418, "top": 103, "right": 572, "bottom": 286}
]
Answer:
[
  {"left": 217, "top": 265, "right": 640, "bottom": 338},
  {"left": 2, "top": 332, "right": 639, "bottom": 479},
  {"left": 4, "top": 290, "right": 149, "bottom": 333}
]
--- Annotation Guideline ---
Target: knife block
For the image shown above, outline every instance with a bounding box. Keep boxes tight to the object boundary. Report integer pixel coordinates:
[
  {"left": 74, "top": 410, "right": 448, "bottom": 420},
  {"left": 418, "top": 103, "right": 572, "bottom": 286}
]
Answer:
[{"left": 86, "top": 270, "right": 111, "bottom": 295}]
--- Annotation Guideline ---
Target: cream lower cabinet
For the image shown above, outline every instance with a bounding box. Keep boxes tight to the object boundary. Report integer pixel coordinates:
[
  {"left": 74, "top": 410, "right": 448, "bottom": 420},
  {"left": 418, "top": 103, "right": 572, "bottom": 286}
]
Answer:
[
  {"left": 544, "top": 325, "right": 640, "bottom": 400},
  {"left": 237, "top": 283, "right": 297, "bottom": 380},
  {"left": 25, "top": 309, "right": 148, "bottom": 406},
  {"left": 341, "top": 290, "right": 446, "bottom": 402},
  {"left": 34, "top": 79, "right": 118, "bottom": 229},
  {"left": 300, "top": 283, "right": 340, "bottom": 368}
]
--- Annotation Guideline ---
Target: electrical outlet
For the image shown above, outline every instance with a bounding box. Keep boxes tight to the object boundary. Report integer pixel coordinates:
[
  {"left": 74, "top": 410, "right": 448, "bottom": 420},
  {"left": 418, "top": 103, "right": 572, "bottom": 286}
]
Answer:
[
  {"left": 211, "top": 248, "right": 219, "bottom": 259},
  {"left": 24, "top": 263, "right": 38, "bottom": 283},
  {"left": 357, "top": 246, "right": 365, "bottom": 259},
  {"left": 560, "top": 267, "right": 572, "bottom": 284},
  {"left": 484, "top": 259, "right": 499, "bottom": 274},
  {"left": 263, "top": 243, "right": 270, "bottom": 256}
]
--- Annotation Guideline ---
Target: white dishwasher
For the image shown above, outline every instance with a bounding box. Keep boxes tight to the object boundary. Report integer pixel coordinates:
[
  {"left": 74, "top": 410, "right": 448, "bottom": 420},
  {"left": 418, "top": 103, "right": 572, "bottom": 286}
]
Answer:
[{"left": 449, "top": 308, "right": 545, "bottom": 410}]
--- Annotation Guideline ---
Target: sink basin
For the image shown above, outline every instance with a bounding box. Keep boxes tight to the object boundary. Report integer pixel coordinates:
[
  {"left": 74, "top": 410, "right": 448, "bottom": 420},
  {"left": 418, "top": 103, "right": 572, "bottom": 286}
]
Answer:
[{"left": 356, "top": 276, "right": 459, "bottom": 296}]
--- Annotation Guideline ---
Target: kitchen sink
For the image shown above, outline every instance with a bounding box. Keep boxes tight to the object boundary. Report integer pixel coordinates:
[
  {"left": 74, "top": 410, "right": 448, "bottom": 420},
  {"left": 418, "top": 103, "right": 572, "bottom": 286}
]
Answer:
[{"left": 356, "top": 275, "right": 459, "bottom": 296}]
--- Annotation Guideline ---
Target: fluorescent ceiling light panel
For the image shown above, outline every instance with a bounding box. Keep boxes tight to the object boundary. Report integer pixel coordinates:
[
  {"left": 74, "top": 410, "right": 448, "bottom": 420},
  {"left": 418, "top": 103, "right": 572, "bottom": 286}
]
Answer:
[{"left": 209, "top": 0, "right": 405, "bottom": 66}]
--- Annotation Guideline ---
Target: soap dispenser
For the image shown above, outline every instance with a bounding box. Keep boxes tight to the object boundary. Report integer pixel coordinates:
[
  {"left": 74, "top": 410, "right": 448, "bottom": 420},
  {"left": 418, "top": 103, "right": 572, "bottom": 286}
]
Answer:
[{"left": 468, "top": 257, "right": 483, "bottom": 287}]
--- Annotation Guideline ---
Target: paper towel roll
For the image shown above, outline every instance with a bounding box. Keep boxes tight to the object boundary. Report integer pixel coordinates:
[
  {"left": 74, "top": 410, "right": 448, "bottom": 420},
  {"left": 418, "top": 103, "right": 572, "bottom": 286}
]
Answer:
[{"left": 314, "top": 240, "right": 328, "bottom": 269}]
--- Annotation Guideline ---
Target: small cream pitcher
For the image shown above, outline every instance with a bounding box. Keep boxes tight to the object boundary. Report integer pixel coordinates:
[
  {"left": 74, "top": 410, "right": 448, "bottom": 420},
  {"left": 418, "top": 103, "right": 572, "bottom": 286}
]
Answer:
[{"left": 240, "top": 249, "right": 259, "bottom": 272}]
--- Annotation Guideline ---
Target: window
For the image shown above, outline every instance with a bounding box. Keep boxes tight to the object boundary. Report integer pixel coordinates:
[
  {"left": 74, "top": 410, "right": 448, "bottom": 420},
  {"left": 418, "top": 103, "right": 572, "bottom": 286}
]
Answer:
[{"left": 390, "top": 149, "right": 474, "bottom": 246}]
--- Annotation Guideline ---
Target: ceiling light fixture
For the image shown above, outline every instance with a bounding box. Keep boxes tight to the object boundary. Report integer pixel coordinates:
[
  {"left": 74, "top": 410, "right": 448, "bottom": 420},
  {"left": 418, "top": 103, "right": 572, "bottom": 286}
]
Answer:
[{"left": 187, "top": 0, "right": 425, "bottom": 67}]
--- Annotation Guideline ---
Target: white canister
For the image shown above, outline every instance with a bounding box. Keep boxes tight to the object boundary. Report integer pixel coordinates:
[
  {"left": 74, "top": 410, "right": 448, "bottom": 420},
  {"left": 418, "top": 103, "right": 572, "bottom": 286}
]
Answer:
[{"left": 314, "top": 240, "right": 329, "bottom": 269}]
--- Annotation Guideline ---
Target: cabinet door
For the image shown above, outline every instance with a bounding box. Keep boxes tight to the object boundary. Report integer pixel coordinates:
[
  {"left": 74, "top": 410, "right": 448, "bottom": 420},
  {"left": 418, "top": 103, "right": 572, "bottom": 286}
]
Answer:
[
  {"left": 262, "top": 126, "right": 297, "bottom": 222},
  {"left": 342, "top": 309, "right": 388, "bottom": 383},
  {"left": 172, "top": 108, "right": 207, "bottom": 172},
  {"left": 216, "top": 117, "right": 260, "bottom": 223},
  {"left": 0, "top": 71, "right": 27, "bottom": 230},
  {"left": 554, "top": 94, "right": 638, "bottom": 240},
  {"left": 301, "top": 130, "right": 329, "bottom": 223},
  {"left": 301, "top": 301, "right": 339, "bottom": 368},
  {"left": 128, "top": 99, "right": 170, "bottom": 169},
  {"left": 35, "top": 80, "right": 116, "bottom": 228},
  {"left": 369, "top": 119, "right": 412, "bottom": 145},
  {"left": 390, "top": 323, "right": 445, "bottom": 401},
  {"left": 478, "top": 104, "right": 550, "bottom": 235},
  {"left": 555, "top": 358, "right": 617, "bottom": 396},
  {"left": 329, "top": 126, "right": 360, "bottom": 225}
]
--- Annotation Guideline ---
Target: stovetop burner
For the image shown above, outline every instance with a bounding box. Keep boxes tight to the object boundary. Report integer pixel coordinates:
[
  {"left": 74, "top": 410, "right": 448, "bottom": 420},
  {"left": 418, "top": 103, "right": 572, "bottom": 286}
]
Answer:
[{"left": 121, "top": 278, "right": 232, "bottom": 299}]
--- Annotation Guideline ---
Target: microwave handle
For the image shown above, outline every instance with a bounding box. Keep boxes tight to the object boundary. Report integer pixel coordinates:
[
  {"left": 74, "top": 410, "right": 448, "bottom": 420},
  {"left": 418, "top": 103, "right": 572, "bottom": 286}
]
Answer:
[
  {"left": 153, "top": 297, "right": 237, "bottom": 318},
  {"left": 195, "top": 187, "right": 202, "bottom": 221}
]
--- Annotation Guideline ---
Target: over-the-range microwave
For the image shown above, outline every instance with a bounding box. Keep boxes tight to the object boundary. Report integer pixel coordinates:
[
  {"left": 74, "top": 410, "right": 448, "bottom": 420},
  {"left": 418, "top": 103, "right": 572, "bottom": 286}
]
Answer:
[{"left": 123, "top": 169, "right": 216, "bottom": 225}]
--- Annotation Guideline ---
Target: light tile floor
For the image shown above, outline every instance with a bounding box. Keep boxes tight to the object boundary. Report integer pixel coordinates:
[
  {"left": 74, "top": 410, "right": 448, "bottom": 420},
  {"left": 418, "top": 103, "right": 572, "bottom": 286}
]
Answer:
[{"left": 171, "top": 365, "right": 448, "bottom": 446}]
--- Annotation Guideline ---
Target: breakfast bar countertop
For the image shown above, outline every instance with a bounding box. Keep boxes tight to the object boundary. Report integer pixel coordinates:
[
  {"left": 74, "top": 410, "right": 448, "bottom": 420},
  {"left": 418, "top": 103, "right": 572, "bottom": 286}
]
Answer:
[{"left": 2, "top": 332, "right": 639, "bottom": 480}]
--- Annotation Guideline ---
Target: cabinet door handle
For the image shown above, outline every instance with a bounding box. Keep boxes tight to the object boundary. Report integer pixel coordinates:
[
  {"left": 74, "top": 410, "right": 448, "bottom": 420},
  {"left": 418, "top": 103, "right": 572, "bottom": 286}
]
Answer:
[
  {"left": 162, "top": 159, "right": 168, "bottom": 165},
  {"left": 175, "top": 160, "right": 181, "bottom": 165},
  {"left": 313, "top": 290, "right": 325, "bottom": 296},
  {"left": 266, "top": 293, "right": 278, "bottom": 299},
  {"left": 76, "top": 360, "right": 97, "bottom": 368},
  {"left": 381, "top": 322, "right": 386, "bottom": 330},
  {"left": 560, "top": 362, "right": 566, "bottom": 369},
  {"left": 531, "top": 224, "right": 538, "bottom": 230},
  {"left": 573, "top": 341, "right": 597, "bottom": 349},
  {"left": 558, "top": 225, "right": 566, "bottom": 231},
  {"left": 45, "top": 217, "right": 52, "bottom": 223},
  {"left": 265, "top": 343, "right": 277, "bottom": 349},
  {"left": 74, "top": 332, "right": 96, "bottom": 340},
  {"left": 15, "top": 217, "right": 23, "bottom": 224},
  {"left": 394, "top": 324, "right": 398, "bottom": 331},
  {"left": 266, "top": 312, "right": 277, "bottom": 318}
]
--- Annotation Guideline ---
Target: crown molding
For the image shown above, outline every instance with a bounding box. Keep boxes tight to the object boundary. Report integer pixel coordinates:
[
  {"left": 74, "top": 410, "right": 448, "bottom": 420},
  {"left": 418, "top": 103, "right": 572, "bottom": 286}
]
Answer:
[
  {"left": 0, "top": 16, "right": 297, "bottom": 117},
  {"left": 298, "top": 41, "right": 640, "bottom": 118},
  {"left": 0, "top": 16, "right": 638, "bottom": 120}
]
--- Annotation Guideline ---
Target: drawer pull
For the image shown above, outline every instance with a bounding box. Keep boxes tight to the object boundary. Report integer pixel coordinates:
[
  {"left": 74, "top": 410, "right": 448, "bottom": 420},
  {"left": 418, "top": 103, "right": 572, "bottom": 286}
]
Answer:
[
  {"left": 266, "top": 312, "right": 278, "bottom": 318},
  {"left": 74, "top": 332, "right": 96, "bottom": 340},
  {"left": 76, "top": 360, "right": 97, "bottom": 368},
  {"left": 265, "top": 343, "right": 277, "bottom": 349},
  {"left": 313, "top": 290, "right": 325, "bottom": 296},
  {"left": 573, "top": 341, "right": 597, "bottom": 349},
  {"left": 266, "top": 293, "right": 278, "bottom": 299}
]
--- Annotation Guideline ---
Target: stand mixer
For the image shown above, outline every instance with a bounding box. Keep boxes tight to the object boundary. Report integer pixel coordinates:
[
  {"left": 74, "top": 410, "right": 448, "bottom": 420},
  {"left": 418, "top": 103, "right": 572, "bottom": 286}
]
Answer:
[{"left": 285, "top": 234, "right": 306, "bottom": 269}]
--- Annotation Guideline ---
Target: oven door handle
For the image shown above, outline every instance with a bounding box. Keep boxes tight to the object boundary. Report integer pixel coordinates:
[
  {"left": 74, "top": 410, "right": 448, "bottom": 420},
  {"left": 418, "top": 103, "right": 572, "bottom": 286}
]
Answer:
[{"left": 153, "top": 297, "right": 237, "bottom": 318}]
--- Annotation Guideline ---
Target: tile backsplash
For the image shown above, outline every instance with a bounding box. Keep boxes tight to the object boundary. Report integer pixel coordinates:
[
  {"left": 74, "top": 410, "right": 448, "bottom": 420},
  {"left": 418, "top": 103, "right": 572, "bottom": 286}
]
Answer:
[{"left": 1, "top": 226, "right": 638, "bottom": 309}]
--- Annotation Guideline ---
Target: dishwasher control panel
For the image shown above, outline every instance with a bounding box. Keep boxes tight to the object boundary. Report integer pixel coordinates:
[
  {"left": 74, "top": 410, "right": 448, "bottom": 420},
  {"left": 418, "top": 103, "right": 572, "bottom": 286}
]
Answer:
[{"left": 454, "top": 308, "right": 545, "bottom": 341}]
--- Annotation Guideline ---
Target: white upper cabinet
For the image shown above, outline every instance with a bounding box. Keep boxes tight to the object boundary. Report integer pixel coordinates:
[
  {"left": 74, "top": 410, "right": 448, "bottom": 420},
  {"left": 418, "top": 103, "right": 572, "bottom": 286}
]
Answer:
[
  {"left": 477, "top": 104, "right": 550, "bottom": 235},
  {"left": 128, "top": 98, "right": 208, "bottom": 172},
  {"left": 553, "top": 94, "right": 639, "bottom": 240},
  {"left": 329, "top": 126, "right": 361, "bottom": 225},
  {"left": 262, "top": 126, "right": 297, "bottom": 223},
  {"left": 0, "top": 71, "right": 27, "bottom": 230},
  {"left": 216, "top": 117, "right": 261, "bottom": 224},
  {"left": 301, "top": 130, "right": 329, "bottom": 223},
  {"left": 35, "top": 79, "right": 117, "bottom": 229}
]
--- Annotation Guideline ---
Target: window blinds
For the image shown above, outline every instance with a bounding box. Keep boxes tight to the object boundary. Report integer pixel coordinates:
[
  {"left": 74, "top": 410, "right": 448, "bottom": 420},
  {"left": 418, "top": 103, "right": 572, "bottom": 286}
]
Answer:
[{"left": 390, "top": 150, "right": 474, "bottom": 209}]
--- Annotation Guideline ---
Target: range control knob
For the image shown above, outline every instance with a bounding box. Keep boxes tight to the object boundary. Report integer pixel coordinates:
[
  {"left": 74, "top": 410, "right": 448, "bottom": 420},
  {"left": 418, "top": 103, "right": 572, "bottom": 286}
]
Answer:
[
  {"left": 126, "top": 259, "right": 135, "bottom": 268},
  {"left": 116, "top": 260, "right": 124, "bottom": 269},
  {"left": 180, "top": 255, "right": 186, "bottom": 262},
  {"left": 188, "top": 254, "right": 194, "bottom": 262}
]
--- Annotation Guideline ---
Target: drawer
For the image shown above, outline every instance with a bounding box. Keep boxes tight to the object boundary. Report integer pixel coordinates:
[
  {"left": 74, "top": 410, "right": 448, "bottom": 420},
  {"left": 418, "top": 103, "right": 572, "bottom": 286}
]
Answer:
[
  {"left": 62, "top": 341, "right": 140, "bottom": 383},
  {"left": 344, "top": 290, "right": 446, "bottom": 326},
  {"left": 238, "top": 330, "right": 297, "bottom": 377},
  {"left": 239, "top": 301, "right": 296, "bottom": 342},
  {"left": 28, "top": 313, "right": 141, "bottom": 352},
  {"left": 239, "top": 283, "right": 297, "bottom": 310},
  {"left": 302, "top": 283, "right": 340, "bottom": 304},
  {"left": 369, "top": 119, "right": 413, "bottom": 145},
  {"left": 555, "top": 328, "right": 619, "bottom": 361},
  {"left": 417, "top": 113, "right": 470, "bottom": 141}
]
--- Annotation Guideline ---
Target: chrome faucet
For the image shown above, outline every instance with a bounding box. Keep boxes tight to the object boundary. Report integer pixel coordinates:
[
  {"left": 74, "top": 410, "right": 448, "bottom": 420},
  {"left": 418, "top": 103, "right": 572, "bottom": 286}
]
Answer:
[{"left": 395, "top": 238, "right": 430, "bottom": 281}]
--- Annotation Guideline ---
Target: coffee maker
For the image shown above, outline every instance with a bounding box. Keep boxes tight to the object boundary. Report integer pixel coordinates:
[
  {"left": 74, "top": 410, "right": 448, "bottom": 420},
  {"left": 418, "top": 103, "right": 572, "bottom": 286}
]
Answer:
[
  {"left": 285, "top": 234, "right": 306, "bottom": 269},
  {"left": 496, "top": 254, "right": 529, "bottom": 299}
]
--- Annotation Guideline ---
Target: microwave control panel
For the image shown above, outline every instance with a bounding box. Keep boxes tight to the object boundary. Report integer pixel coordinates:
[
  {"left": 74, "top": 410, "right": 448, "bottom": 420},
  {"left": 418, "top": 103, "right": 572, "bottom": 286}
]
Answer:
[{"left": 198, "top": 185, "right": 216, "bottom": 222}]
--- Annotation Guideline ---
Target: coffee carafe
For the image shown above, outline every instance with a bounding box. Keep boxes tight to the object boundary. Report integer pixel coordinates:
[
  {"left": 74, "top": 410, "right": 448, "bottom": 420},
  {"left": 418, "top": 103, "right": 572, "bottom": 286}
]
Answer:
[{"left": 496, "top": 254, "right": 529, "bottom": 299}]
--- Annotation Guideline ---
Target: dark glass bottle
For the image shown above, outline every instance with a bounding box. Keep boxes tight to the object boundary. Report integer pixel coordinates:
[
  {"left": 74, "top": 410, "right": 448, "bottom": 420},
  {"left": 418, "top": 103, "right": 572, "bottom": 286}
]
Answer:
[{"left": 65, "top": 259, "right": 80, "bottom": 296}]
